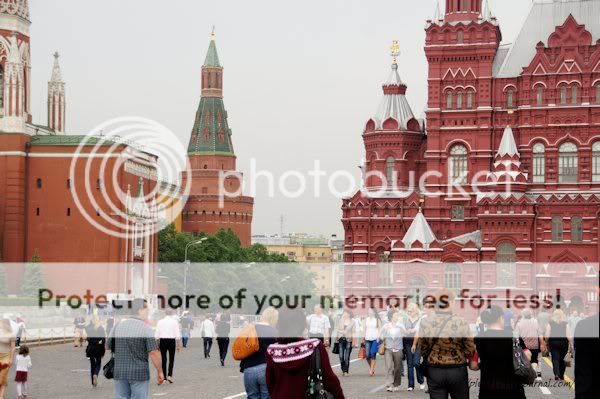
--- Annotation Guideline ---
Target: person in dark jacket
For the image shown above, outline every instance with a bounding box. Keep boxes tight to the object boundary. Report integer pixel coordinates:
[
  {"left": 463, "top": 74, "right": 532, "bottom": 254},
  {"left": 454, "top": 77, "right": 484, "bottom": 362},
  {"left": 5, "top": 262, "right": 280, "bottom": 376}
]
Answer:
[
  {"left": 473, "top": 306, "right": 530, "bottom": 399},
  {"left": 266, "top": 307, "right": 345, "bottom": 399},
  {"left": 85, "top": 316, "right": 106, "bottom": 387},
  {"left": 216, "top": 311, "right": 232, "bottom": 367},
  {"left": 574, "top": 312, "right": 599, "bottom": 399}
]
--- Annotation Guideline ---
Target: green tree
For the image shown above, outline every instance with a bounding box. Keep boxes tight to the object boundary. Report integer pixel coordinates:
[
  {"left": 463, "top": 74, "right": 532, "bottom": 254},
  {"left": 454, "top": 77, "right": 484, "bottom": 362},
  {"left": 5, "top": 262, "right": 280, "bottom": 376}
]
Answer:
[{"left": 19, "top": 252, "right": 45, "bottom": 297}]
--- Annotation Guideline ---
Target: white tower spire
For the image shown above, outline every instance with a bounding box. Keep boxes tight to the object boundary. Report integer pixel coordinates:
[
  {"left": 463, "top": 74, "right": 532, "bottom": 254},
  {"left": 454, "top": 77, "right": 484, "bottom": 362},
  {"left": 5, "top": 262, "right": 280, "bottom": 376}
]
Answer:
[
  {"left": 481, "top": 0, "right": 492, "bottom": 21},
  {"left": 48, "top": 52, "right": 66, "bottom": 134},
  {"left": 433, "top": 0, "right": 442, "bottom": 23},
  {"left": 0, "top": 32, "right": 26, "bottom": 133}
]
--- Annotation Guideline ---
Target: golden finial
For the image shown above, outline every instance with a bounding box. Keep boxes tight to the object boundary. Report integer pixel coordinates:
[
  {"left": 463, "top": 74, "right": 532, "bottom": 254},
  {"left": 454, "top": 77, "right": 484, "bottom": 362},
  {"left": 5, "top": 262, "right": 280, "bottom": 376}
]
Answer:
[{"left": 390, "top": 40, "right": 400, "bottom": 65}]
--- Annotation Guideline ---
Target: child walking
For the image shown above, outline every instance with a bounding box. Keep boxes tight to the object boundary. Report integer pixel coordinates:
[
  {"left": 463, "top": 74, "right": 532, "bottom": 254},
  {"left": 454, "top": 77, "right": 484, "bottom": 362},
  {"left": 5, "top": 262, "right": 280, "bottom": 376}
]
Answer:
[{"left": 15, "top": 345, "right": 31, "bottom": 399}]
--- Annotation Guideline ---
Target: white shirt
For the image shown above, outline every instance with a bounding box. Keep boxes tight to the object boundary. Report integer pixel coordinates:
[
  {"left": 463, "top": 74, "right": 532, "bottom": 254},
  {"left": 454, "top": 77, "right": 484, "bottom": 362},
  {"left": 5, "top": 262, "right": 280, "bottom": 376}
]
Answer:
[
  {"left": 155, "top": 316, "right": 181, "bottom": 340},
  {"left": 307, "top": 314, "right": 331, "bottom": 335},
  {"left": 201, "top": 319, "right": 216, "bottom": 338},
  {"left": 15, "top": 354, "right": 32, "bottom": 372},
  {"left": 364, "top": 317, "right": 379, "bottom": 341}
]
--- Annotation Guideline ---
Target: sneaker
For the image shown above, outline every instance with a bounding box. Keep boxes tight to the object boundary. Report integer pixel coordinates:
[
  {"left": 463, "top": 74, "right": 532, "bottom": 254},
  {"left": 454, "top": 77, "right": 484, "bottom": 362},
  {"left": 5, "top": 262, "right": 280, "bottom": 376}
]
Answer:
[
  {"left": 407, "top": 387, "right": 414, "bottom": 391},
  {"left": 419, "top": 384, "right": 426, "bottom": 390},
  {"left": 392, "top": 387, "right": 400, "bottom": 392},
  {"left": 386, "top": 386, "right": 393, "bottom": 392}
]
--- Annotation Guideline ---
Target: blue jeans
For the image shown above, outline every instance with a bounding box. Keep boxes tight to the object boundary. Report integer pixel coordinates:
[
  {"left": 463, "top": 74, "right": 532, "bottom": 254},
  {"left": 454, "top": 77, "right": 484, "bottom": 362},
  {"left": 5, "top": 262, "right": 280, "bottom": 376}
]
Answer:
[
  {"left": 114, "top": 379, "right": 149, "bottom": 399},
  {"left": 243, "top": 363, "right": 269, "bottom": 399},
  {"left": 365, "top": 340, "right": 378, "bottom": 360},
  {"left": 403, "top": 339, "right": 424, "bottom": 388},
  {"left": 338, "top": 338, "right": 353, "bottom": 373}
]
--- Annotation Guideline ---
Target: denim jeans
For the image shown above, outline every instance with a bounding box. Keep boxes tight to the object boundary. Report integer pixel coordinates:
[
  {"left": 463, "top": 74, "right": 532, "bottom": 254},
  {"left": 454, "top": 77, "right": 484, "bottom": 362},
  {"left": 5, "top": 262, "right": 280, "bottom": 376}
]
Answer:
[
  {"left": 243, "top": 364, "right": 269, "bottom": 399},
  {"left": 114, "top": 379, "right": 149, "bottom": 399},
  {"left": 365, "top": 340, "right": 378, "bottom": 360},
  {"left": 89, "top": 355, "right": 102, "bottom": 381},
  {"left": 403, "top": 339, "right": 424, "bottom": 388},
  {"left": 338, "top": 338, "right": 352, "bottom": 373},
  {"left": 203, "top": 338, "right": 213, "bottom": 358}
]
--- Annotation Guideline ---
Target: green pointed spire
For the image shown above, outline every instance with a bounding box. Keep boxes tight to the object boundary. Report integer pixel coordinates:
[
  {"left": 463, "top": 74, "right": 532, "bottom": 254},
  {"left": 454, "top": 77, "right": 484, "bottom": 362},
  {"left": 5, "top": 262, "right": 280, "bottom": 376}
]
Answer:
[{"left": 203, "top": 29, "right": 221, "bottom": 67}]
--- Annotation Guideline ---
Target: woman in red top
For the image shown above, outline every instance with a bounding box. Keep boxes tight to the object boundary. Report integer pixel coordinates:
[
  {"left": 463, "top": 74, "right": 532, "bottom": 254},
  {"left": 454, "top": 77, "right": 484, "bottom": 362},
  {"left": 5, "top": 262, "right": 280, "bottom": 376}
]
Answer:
[{"left": 266, "top": 308, "right": 345, "bottom": 399}]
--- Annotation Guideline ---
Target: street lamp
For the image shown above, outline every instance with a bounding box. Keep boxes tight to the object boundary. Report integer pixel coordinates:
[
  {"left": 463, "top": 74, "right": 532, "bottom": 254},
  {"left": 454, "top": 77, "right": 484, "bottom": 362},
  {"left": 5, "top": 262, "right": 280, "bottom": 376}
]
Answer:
[{"left": 183, "top": 237, "right": 208, "bottom": 300}]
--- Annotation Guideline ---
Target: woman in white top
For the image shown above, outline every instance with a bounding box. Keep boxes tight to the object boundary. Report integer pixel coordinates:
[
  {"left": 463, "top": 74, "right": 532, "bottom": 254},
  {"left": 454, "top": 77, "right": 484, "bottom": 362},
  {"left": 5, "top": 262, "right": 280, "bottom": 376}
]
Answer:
[
  {"left": 381, "top": 311, "right": 405, "bottom": 391},
  {"left": 362, "top": 308, "right": 382, "bottom": 376},
  {"left": 200, "top": 315, "right": 216, "bottom": 359}
]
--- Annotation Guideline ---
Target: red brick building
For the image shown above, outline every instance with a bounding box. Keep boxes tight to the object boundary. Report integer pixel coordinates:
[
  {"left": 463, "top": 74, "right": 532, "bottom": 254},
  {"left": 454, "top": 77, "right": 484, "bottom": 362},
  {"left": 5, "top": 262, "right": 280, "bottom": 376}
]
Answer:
[
  {"left": 182, "top": 33, "right": 254, "bottom": 245},
  {"left": 343, "top": 0, "right": 600, "bottom": 316},
  {"left": 0, "top": 0, "right": 160, "bottom": 296}
]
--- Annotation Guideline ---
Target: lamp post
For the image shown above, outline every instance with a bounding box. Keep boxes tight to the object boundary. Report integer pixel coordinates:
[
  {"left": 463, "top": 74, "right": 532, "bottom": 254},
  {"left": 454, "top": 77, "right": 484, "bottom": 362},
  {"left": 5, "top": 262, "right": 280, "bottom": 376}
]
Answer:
[{"left": 183, "top": 238, "right": 208, "bottom": 300}]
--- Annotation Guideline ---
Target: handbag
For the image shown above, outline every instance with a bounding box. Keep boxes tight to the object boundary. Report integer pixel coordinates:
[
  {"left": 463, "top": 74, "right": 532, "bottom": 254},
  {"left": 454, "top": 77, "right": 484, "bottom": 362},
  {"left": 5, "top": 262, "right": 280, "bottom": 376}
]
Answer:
[
  {"left": 103, "top": 333, "right": 116, "bottom": 380},
  {"left": 512, "top": 338, "right": 536, "bottom": 385},
  {"left": 358, "top": 343, "right": 366, "bottom": 360},
  {"left": 103, "top": 355, "right": 115, "bottom": 379},
  {"left": 307, "top": 346, "right": 334, "bottom": 399},
  {"left": 418, "top": 315, "right": 454, "bottom": 379},
  {"left": 378, "top": 342, "right": 386, "bottom": 356},
  {"left": 332, "top": 340, "right": 340, "bottom": 355}
]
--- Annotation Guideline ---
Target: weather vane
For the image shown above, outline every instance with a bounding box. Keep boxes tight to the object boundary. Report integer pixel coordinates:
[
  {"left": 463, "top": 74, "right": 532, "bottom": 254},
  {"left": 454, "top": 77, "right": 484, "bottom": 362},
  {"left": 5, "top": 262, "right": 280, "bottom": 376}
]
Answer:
[{"left": 391, "top": 40, "right": 400, "bottom": 65}]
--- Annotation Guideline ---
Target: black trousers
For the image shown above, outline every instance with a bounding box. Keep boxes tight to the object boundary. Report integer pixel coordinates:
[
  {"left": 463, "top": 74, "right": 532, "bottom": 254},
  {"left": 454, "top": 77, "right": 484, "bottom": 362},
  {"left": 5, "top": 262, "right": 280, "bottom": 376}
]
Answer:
[
  {"left": 549, "top": 343, "right": 568, "bottom": 378},
  {"left": 203, "top": 338, "right": 213, "bottom": 358},
  {"left": 89, "top": 355, "right": 102, "bottom": 380},
  {"left": 159, "top": 338, "right": 176, "bottom": 377},
  {"left": 427, "top": 366, "right": 469, "bottom": 399},
  {"left": 217, "top": 337, "right": 230, "bottom": 363}
]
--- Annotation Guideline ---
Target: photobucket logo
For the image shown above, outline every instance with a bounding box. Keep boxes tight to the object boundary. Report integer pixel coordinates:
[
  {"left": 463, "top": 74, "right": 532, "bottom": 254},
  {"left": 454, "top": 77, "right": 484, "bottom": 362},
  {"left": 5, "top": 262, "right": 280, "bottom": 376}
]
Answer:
[
  {"left": 69, "top": 117, "right": 191, "bottom": 239},
  {"left": 217, "top": 159, "right": 514, "bottom": 206}
]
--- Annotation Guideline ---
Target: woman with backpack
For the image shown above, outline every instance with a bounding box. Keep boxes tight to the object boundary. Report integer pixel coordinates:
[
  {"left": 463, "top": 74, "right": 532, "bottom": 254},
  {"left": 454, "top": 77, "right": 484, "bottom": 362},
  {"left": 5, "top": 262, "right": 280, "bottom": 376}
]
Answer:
[
  {"left": 239, "top": 307, "right": 279, "bottom": 399},
  {"left": 266, "top": 307, "right": 344, "bottom": 399}
]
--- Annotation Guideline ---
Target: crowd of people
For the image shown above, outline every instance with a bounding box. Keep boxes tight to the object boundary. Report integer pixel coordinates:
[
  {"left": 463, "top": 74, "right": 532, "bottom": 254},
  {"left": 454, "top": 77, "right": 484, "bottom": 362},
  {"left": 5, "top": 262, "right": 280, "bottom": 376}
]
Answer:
[{"left": 0, "top": 292, "right": 597, "bottom": 399}]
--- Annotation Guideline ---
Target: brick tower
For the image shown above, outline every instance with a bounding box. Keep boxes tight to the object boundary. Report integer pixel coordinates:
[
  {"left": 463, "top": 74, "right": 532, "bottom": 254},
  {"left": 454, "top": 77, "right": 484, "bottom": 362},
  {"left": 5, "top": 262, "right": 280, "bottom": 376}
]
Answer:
[
  {"left": 0, "top": 0, "right": 31, "bottom": 263},
  {"left": 182, "top": 31, "right": 253, "bottom": 245}
]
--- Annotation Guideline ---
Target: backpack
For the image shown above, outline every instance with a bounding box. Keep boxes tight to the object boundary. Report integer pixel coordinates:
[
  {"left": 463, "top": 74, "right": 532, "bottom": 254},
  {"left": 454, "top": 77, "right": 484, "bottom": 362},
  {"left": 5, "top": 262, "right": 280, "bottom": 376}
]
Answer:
[{"left": 232, "top": 323, "right": 259, "bottom": 361}]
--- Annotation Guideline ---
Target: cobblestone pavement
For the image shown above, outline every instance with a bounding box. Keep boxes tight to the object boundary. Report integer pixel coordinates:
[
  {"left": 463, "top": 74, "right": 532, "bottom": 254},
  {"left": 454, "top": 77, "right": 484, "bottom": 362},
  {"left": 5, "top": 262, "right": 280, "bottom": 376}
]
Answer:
[{"left": 6, "top": 340, "right": 575, "bottom": 398}]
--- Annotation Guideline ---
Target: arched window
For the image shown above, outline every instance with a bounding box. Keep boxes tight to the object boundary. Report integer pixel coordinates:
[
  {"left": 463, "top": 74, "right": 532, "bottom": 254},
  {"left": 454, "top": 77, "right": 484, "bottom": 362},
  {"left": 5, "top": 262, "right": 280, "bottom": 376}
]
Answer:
[
  {"left": 449, "top": 144, "right": 468, "bottom": 185},
  {"left": 456, "top": 91, "right": 463, "bottom": 109},
  {"left": 466, "top": 90, "right": 474, "bottom": 109},
  {"left": 536, "top": 86, "right": 544, "bottom": 106},
  {"left": 506, "top": 88, "right": 514, "bottom": 108},
  {"left": 571, "top": 216, "right": 583, "bottom": 242},
  {"left": 445, "top": 264, "right": 462, "bottom": 294},
  {"left": 457, "top": 30, "right": 464, "bottom": 44},
  {"left": 571, "top": 85, "right": 578, "bottom": 104},
  {"left": 552, "top": 216, "right": 563, "bottom": 242},
  {"left": 0, "top": 65, "right": 3, "bottom": 108},
  {"left": 560, "top": 85, "right": 568, "bottom": 105},
  {"left": 559, "top": 142, "right": 578, "bottom": 183},
  {"left": 596, "top": 84, "right": 600, "bottom": 104},
  {"left": 532, "top": 143, "right": 545, "bottom": 183},
  {"left": 496, "top": 242, "right": 516, "bottom": 287},
  {"left": 592, "top": 142, "right": 600, "bottom": 182},
  {"left": 408, "top": 276, "right": 426, "bottom": 305},
  {"left": 446, "top": 91, "right": 453, "bottom": 109},
  {"left": 386, "top": 157, "right": 395, "bottom": 187}
]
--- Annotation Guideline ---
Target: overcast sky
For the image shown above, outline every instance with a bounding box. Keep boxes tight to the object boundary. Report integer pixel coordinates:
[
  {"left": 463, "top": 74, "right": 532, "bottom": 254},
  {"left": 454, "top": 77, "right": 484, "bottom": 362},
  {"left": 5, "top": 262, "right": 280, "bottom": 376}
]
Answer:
[{"left": 30, "top": 0, "right": 534, "bottom": 237}]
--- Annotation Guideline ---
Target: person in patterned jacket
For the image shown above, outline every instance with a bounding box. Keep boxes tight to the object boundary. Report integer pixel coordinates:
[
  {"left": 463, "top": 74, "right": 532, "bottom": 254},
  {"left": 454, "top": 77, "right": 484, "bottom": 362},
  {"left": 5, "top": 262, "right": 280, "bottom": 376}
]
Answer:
[
  {"left": 418, "top": 289, "right": 475, "bottom": 399},
  {"left": 266, "top": 307, "right": 345, "bottom": 399}
]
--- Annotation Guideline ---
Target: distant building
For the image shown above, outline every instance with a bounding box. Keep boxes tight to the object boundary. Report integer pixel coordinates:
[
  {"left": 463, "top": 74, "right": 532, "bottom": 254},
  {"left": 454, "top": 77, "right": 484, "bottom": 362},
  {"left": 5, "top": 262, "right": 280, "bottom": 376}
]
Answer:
[
  {"left": 252, "top": 233, "right": 341, "bottom": 297},
  {"left": 182, "top": 32, "right": 254, "bottom": 245}
]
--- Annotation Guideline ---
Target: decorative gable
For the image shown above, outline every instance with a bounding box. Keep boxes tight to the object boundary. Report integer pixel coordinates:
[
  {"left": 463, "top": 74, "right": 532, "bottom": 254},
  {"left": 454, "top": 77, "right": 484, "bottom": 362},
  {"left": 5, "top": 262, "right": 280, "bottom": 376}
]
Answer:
[{"left": 548, "top": 15, "right": 593, "bottom": 48}]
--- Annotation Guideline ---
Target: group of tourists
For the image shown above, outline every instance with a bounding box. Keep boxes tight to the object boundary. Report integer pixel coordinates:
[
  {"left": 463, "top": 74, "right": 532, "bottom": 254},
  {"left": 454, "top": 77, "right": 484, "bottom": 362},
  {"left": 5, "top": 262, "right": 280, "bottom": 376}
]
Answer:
[{"left": 229, "top": 288, "right": 598, "bottom": 399}]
